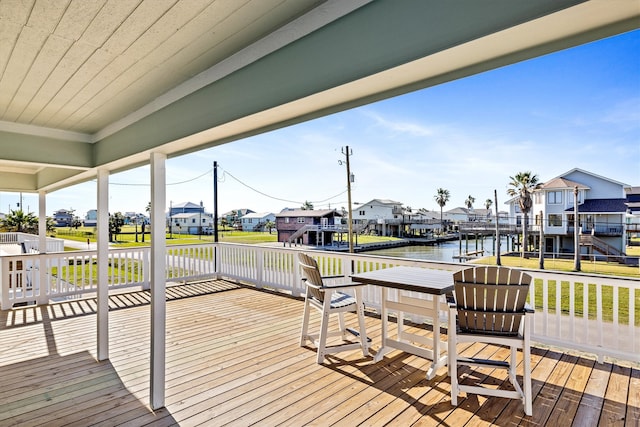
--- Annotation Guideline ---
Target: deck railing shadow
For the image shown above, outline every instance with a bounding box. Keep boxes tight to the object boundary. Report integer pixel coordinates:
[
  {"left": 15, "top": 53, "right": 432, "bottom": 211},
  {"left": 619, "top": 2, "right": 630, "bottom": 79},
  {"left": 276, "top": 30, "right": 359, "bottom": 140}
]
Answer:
[
  {"left": 0, "top": 280, "right": 241, "bottom": 329},
  {"left": 0, "top": 349, "right": 177, "bottom": 425},
  {"left": 0, "top": 303, "right": 178, "bottom": 425}
]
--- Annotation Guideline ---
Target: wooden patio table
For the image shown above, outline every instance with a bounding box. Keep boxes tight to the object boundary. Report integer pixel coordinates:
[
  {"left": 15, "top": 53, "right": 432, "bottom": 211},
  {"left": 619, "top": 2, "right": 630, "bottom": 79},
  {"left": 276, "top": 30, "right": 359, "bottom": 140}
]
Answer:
[{"left": 351, "top": 266, "right": 455, "bottom": 379}]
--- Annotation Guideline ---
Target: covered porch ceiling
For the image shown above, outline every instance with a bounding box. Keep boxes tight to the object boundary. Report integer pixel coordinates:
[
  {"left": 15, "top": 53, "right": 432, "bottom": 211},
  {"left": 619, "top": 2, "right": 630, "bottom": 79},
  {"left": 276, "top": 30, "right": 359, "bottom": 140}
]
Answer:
[{"left": 1, "top": 0, "right": 638, "bottom": 194}]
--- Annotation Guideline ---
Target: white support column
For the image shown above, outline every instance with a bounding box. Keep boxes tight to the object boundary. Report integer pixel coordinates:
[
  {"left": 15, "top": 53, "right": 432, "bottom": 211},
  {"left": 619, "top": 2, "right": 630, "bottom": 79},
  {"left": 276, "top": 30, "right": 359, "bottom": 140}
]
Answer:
[
  {"left": 37, "top": 191, "right": 47, "bottom": 305},
  {"left": 150, "top": 152, "right": 167, "bottom": 409},
  {"left": 97, "top": 169, "right": 109, "bottom": 361},
  {"left": 38, "top": 191, "right": 47, "bottom": 253}
]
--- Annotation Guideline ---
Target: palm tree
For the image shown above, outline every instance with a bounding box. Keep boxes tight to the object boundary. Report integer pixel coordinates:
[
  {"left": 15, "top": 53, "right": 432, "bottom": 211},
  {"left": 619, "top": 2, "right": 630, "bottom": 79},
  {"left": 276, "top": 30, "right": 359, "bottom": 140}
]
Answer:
[
  {"left": 434, "top": 188, "right": 450, "bottom": 235},
  {"left": 1, "top": 209, "right": 38, "bottom": 233},
  {"left": 464, "top": 195, "right": 475, "bottom": 210},
  {"left": 109, "top": 212, "right": 125, "bottom": 242},
  {"left": 484, "top": 198, "right": 493, "bottom": 211},
  {"left": 301, "top": 200, "right": 314, "bottom": 210},
  {"left": 507, "top": 171, "right": 541, "bottom": 258}
]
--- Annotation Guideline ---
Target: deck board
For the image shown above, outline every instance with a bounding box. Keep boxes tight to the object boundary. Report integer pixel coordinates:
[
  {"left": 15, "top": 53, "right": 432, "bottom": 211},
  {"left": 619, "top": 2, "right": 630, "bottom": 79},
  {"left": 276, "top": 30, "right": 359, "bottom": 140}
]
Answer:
[{"left": 0, "top": 280, "right": 638, "bottom": 426}]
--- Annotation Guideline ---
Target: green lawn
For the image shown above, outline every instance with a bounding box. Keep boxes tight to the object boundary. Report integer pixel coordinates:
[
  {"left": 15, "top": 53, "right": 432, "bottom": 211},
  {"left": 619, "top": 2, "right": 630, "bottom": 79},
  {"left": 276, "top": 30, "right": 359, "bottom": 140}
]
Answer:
[
  {"left": 476, "top": 255, "right": 639, "bottom": 278},
  {"left": 54, "top": 226, "right": 279, "bottom": 246}
]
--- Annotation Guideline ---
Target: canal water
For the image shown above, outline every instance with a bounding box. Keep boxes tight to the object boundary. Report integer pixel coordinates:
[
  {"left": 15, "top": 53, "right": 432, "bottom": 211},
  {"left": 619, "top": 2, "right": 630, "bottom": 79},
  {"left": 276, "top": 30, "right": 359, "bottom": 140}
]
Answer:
[{"left": 366, "top": 236, "right": 508, "bottom": 262}]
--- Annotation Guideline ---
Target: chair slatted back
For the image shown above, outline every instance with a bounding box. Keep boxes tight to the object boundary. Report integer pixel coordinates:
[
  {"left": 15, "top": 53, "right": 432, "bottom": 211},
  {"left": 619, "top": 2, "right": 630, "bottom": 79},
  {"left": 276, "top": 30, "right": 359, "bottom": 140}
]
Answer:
[
  {"left": 453, "top": 266, "right": 532, "bottom": 336},
  {"left": 298, "top": 252, "right": 325, "bottom": 301}
]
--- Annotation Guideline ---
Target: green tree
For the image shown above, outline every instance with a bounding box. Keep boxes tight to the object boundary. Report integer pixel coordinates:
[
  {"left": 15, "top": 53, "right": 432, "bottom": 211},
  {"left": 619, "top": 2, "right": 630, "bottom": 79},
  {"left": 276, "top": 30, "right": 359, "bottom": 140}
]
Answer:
[
  {"left": 465, "top": 195, "right": 475, "bottom": 210},
  {"left": 109, "top": 212, "right": 125, "bottom": 242},
  {"left": 264, "top": 220, "right": 276, "bottom": 234},
  {"left": 71, "top": 217, "right": 82, "bottom": 229},
  {"left": 484, "top": 198, "right": 493, "bottom": 211},
  {"left": 1, "top": 209, "right": 38, "bottom": 233},
  {"left": 507, "top": 171, "right": 541, "bottom": 257},
  {"left": 46, "top": 217, "right": 56, "bottom": 235},
  {"left": 301, "top": 200, "right": 314, "bottom": 210},
  {"left": 434, "top": 188, "right": 450, "bottom": 235}
]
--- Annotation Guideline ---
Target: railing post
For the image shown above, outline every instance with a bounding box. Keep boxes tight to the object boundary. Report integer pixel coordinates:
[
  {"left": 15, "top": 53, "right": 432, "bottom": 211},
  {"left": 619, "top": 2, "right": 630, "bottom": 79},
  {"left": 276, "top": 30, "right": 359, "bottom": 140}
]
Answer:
[
  {"left": 143, "top": 247, "right": 151, "bottom": 291},
  {"left": 292, "top": 251, "right": 301, "bottom": 297},
  {"left": 1, "top": 258, "right": 10, "bottom": 310},
  {"left": 255, "top": 246, "right": 264, "bottom": 288},
  {"left": 37, "top": 256, "right": 48, "bottom": 305}
]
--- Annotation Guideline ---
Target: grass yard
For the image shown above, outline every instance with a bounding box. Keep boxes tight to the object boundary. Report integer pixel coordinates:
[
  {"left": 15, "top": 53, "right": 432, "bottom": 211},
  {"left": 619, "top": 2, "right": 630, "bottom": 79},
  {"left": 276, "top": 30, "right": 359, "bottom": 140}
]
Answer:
[{"left": 476, "top": 255, "right": 639, "bottom": 278}]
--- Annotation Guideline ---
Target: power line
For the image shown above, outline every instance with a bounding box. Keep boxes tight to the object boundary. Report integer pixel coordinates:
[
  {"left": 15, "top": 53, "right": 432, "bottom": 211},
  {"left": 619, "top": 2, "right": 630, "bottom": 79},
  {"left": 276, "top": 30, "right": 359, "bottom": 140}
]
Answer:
[
  {"left": 220, "top": 168, "right": 348, "bottom": 206},
  {"left": 110, "top": 169, "right": 213, "bottom": 186},
  {"left": 109, "top": 165, "right": 350, "bottom": 207}
]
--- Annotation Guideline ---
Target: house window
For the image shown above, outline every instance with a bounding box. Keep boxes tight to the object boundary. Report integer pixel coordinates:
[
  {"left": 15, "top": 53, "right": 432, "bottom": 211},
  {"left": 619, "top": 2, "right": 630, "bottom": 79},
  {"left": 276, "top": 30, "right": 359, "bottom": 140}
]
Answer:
[
  {"left": 548, "top": 214, "right": 562, "bottom": 227},
  {"left": 547, "top": 191, "right": 562, "bottom": 204},
  {"left": 284, "top": 217, "right": 289, "bottom": 223},
  {"left": 535, "top": 193, "right": 543, "bottom": 204},
  {"left": 297, "top": 217, "right": 306, "bottom": 223},
  {"left": 359, "top": 210, "right": 365, "bottom": 216},
  {"left": 192, "top": 219, "right": 196, "bottom": 223}
]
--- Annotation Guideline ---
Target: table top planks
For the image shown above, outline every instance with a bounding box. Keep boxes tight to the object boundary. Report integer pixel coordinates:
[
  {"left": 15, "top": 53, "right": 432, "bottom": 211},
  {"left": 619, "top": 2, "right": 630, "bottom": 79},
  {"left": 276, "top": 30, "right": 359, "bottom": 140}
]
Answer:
[{"left": 351, "top": 266, "right": 455, "bottom": 294}]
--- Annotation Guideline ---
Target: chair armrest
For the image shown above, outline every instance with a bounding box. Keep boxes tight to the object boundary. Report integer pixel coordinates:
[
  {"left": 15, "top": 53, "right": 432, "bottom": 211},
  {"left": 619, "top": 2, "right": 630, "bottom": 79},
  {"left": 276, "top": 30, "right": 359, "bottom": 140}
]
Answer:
[
  {"left": 323, "top": 281, "right": 366, "bottom": 290},
  {"left": 524, "top": 303, "right": 535, "bottom": 314},
  {"left": 322, "top": 274, "right": 345, "bottom": 280}
]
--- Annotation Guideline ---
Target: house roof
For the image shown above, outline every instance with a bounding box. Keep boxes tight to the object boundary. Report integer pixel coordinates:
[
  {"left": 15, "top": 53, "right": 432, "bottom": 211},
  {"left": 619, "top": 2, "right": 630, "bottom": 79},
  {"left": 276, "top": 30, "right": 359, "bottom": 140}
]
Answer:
[
  {"left": 446, "top": 207, "right": 469, "bottom": 215},
  {"left": 356, "top": 199, "right": 403, "bottom": 208},
  {"left": 564, "top": 199, "right": 628, "bottom": 213},
  {"left": 172, "top": 202, "right": 202, "bottom": 209},
  {"left": 171, "top": 213, "right": 200, "bottom": 219},
  {"left": 221, "top": 209, "right": 254, "bottom": 217},
  {"left": 275, "top": 209, "right": 340, "bottom": 218},
  {"left": 541, "top": 177, "right": 590, "bottom": 190},
  {"left": 242, "top": 212, "right": 275, "bottom": 219},
  {"left": 548, "top": 168, "right": 630, "bottom": 188}
]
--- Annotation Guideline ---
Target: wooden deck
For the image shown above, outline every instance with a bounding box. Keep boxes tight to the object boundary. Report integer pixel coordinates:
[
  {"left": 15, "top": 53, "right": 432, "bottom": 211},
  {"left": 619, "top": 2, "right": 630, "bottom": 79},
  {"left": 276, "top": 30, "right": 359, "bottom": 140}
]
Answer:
[{"left": 0, "top": 280, "right": 638, "bottom": 426}]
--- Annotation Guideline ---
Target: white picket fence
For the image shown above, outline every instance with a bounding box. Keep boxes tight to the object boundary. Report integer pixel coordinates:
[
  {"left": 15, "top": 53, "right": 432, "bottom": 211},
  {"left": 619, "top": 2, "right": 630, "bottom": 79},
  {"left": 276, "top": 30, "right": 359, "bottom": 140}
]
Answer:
[{"left": 1, "top": 242, "right": 638, "bottom": 364}]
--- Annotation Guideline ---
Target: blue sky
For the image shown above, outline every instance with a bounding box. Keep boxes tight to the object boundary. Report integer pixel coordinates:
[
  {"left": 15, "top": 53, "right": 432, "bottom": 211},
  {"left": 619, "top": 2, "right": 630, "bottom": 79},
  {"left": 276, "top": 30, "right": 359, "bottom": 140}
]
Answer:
[{"left": 2, "top": 29, "right": 639, "bottom": 219}]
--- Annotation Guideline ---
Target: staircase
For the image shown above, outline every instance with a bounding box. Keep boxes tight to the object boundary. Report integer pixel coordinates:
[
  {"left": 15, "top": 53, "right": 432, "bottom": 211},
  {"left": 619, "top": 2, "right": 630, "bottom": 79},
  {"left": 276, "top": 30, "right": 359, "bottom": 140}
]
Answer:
[
  {"left": 579, "top": 234, "right": 626, "bottom": 262},
  {"left": 288, "top": 225, "right": 319, "bottom": 243}
]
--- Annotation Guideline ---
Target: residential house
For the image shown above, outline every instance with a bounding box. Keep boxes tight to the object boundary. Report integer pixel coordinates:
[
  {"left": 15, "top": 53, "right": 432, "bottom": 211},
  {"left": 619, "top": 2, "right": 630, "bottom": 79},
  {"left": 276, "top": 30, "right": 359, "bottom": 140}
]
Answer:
[
  {"left": 239, "top": 212, "right": 276, "bottom": 232},
  {"left": 84, "top": 209, "right": 97, "bottom": 227},
  {"left": 52, "top": 209, "right": 74, "bottom": 227},
  {"left": 406, "top": 209, "right": 440, "bottom": 236},
  {"left": 169, "top": 201, "right": 205, "bottom": 217},
  {"left": 625, "top": 186, "right": 640, "bottom": 240},
  {"left": 275, "top": 209, "right": 343, "bottom": 245},
  {"left": 506, "top": 168, "right": 630, "bottom": 256},
  {"left": 353, "top": 199, "right": 404, "bottom": 237},
  {"left": 170, "top": 212, "right": 213, "bottom": 235},
  {"left": 220, "top": 208, "right": 255, "bottom": 229}
]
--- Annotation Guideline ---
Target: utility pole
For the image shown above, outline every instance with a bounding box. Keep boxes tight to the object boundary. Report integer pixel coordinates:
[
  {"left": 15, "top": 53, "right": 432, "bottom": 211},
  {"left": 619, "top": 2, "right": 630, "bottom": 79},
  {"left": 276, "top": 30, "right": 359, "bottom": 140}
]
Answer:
[{"left": 339, "top": 147, "right": 354, "bottom": 253}]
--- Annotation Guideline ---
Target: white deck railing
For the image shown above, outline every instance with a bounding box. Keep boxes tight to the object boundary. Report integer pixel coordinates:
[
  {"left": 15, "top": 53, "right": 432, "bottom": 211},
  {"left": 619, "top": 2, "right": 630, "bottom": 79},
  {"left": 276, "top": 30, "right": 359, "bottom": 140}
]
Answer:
[
  {"left": 0, "top": 232, "right": 65, "bottom": 253},
  {"left": 1, "top": 242, "right": 638, "bottom": 364}
]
